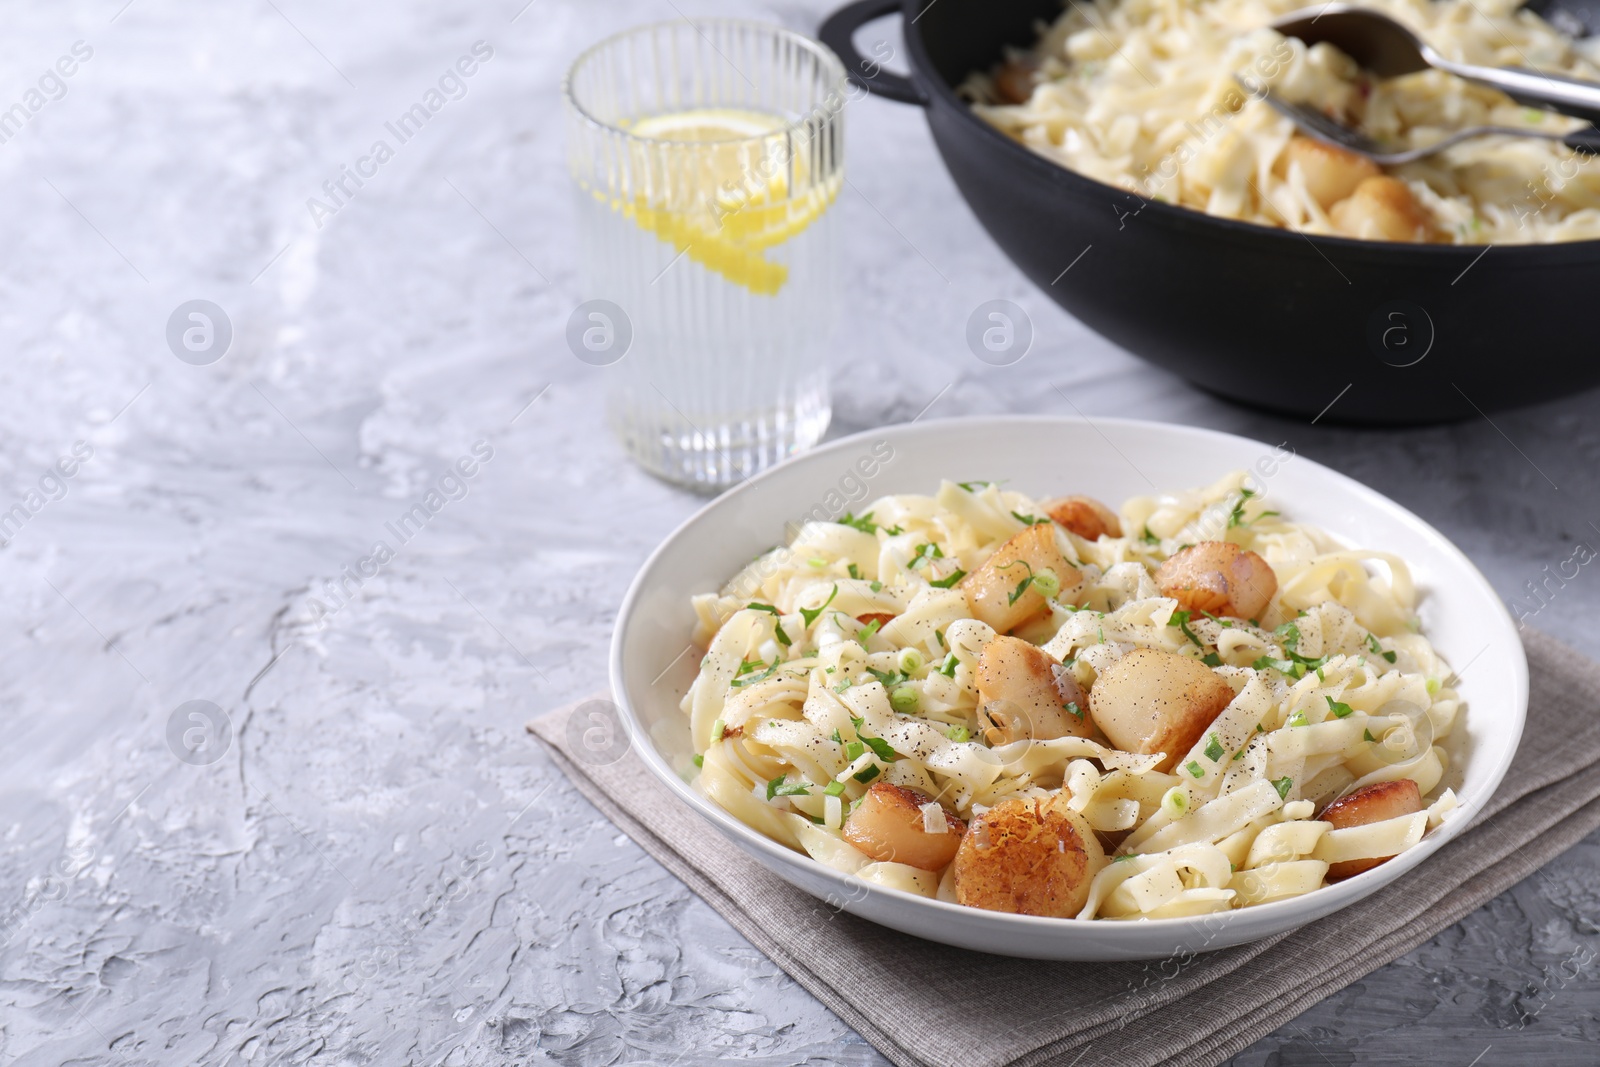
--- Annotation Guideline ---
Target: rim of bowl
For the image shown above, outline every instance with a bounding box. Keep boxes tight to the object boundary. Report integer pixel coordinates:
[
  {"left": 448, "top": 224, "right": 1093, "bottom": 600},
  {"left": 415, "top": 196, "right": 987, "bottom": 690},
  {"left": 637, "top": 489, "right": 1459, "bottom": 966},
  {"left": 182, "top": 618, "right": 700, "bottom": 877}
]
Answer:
[
  {"left": 563, "top": 17, "right": 849, "bottom": 145},
  {"left": 609, "top": 414, "right": 1529, "bottom": 938},
  {"left": 896, "top": 0, "right": 1600, "bottom": 259}
]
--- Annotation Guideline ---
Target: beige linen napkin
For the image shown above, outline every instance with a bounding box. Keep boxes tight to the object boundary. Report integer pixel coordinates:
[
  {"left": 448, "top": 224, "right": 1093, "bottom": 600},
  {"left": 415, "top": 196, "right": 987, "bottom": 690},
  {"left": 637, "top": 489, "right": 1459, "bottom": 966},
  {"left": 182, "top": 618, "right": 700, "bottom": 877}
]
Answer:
[{"left": 528, "top": 629, "right": 1600, "bottom": 1067}]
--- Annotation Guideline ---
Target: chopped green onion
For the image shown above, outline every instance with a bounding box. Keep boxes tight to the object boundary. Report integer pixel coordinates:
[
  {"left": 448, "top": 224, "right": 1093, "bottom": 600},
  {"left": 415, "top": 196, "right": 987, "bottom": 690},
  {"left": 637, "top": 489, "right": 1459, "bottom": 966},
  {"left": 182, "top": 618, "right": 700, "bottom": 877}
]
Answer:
[
  {"left": 692, "top": 754, "right": 703, "bottom": 768},
  {"left": 869, "top": 580, "right": 883, "bottom": 593},
  {"left": 848, "top": 563, "right": 862, "bottom": 580},
  {"left": 823, "top": 779, "right": 847, "bottom": 797},
  {"left": 711, "top": 718, "right": 726, "bottom": 742},
  {"left": 890, "top": 685, "right": 920, "bottom": 713},
  {"left": 938, "top": 653, "right": 959, "bottom": 678},
  {"left": 857, "top": 619, "right": 882, "bottom": 648},
  {"left": 1162, "top": 786, "right": 1189, "bottom": 818},
  {"left": 897, "top": 648, "right": 924, "bottom": 674},
  {"left": 1113, "top": 853, "right": 1140, "bottom": 863},
  {"left": 766, "top": 775, "right": 810, "bottom": 800},
  {"left": 945, "top": 725, "right": 969, "bottom": 742},
  {"left": 1286, "top": 710, "right": 1308, "bottom": 728},
  {"left": 844, "top": 740, "right": 865, "bottom": 762},
  {"left": 852, "top": 765, "right": 881, "bottom": 784},
  {"left": 1032, "top": 568, "right": 1061, "bottom": 600},
  {"left": 1426, "top": 677, "right": 1441, "bottom": 695},
  {"left": 1203, "top": 734, "right": 1225, "bottom": 762},
  {"left": 1186, "top": 760, "right": 1205, "bottom": 779}
]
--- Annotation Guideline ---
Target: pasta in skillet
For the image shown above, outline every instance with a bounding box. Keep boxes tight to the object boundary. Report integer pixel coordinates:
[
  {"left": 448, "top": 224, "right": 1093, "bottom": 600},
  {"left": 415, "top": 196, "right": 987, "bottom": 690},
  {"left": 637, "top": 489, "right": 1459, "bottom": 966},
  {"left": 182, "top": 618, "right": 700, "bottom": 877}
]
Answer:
[
  {"left": 680, "top": 473, "right": 1462, "bottom": 920},
  {"left": 964, "top": 0, "right": 1600, "bottom": 244}
]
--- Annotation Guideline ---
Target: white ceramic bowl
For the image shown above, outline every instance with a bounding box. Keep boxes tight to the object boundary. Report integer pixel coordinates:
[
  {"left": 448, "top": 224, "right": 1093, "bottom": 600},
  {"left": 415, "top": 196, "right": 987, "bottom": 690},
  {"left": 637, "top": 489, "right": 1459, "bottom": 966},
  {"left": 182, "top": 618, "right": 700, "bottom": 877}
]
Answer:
[{"left": 610, "top": 416, "right": 1527, "bottom": 960}]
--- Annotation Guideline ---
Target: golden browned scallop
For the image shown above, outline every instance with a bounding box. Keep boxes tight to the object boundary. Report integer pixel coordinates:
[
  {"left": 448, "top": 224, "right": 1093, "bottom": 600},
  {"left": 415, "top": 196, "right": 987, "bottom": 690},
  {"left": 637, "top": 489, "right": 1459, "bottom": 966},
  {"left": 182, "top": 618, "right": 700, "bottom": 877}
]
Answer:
[
  {"left": 1090, "top": 647, "right": 1235, "bottom": 772},
  {"left": 1285, "top": 135, "right": 1380, "bottom": 210},
  {"left": 1318, "top": 779, "right": 1423, "bottom": 881},
  {"left": 1154, "top": 541, "right": 1277, "bottom": 621},
  {"left": 977, "top": 635, "right": 1092, "bottom": 744},
  {"left": 1041, "top": 495, "right": 1123, "bottom": 541},
  {"left": 953, "top": 793, "right": 1105, "bottom": 917},
  {"left": 961, "top": 523, "right": 1082, "bottom": 633},
  {"left": 842, "top": 782, "right": 966, "bottom": 871},
  {"left": 1330, "top": 176, "right": 1432, "bottom": 243},
  {"left": 992, "top": 57, "right": 1038, "bottom": 105}
]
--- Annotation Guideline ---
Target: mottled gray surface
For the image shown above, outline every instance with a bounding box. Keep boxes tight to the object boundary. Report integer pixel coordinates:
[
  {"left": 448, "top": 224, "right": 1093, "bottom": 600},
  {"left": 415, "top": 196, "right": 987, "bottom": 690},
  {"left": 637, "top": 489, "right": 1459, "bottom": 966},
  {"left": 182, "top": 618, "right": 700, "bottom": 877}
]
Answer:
[{"left": 0, "top": 0, "right": 1596, "bottom": 1064}]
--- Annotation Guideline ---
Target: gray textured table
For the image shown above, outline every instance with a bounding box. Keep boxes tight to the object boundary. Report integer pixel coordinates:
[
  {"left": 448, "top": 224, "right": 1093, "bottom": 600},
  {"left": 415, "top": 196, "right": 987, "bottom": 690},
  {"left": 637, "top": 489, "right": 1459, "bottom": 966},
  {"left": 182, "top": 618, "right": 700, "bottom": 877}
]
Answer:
[{"left": 1, "top": 1, "right": 1596, "bottom": 1064}]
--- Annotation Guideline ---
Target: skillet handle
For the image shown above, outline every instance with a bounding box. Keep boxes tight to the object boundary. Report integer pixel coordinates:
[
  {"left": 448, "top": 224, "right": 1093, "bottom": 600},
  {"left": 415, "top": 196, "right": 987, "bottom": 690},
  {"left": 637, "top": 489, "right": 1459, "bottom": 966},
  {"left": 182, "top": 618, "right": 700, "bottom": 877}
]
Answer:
[
  {"left": 1563, "top": 125, "right": 1600, "bottom": 154},
  {"left": 819, "top": 0, "right": 929, "bottom": 106}
]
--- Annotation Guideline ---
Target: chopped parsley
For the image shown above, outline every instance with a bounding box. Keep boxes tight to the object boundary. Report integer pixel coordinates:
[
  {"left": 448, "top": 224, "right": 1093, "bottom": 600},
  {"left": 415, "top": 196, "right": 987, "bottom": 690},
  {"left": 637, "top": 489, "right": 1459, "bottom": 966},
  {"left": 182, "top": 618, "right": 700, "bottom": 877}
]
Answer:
[
  {"left": 1113, "top": 853, "right": 1140, "bottom": 863},
  {"left": 1168, "top": 608, "right": 1204, "bottom": 647},
  {"left": 1227, "top": 488, "right": 1256, "bottom": 529},
  {"left": 1363, "top": 728, "right": 1377, "bottom": 742},
  {"left": 957, "top": 480, "right": 993, "bottom": 492},
  {"left": 766, "top": 775, "right": 811, "bottom": 800},
  {"left": 929, "top": 569, "right": 967, "bottom": 588},
  {"left": 1063, "top": 701, "right": 1084, "bottom": 719},
  {"left": 1139, "top": 525, "right": 1160, "bottom": 545},
  {"left": 934, "top": 629, "right": 946, "bottom": 648},
  {"left": 800, "top": 586, "right": 838, "bottom": 627},
  {"left": 861, "top": 734, "right": 897, "bottom": 761},
  {"left": 1011, "top": 510, "right": 1043, "bottom": 526},
  {"left": 838, "top": 511, "right": 903, "bottom": 536},
  {"left": 745, "top": 603, "right": 791, "bottom": 646},
  {"left": 732, "top": 658, "right": 779, "bottom": 687},
  {"left": 864, "top": 666, "right": 908, "bottom": 688},
  {"left": 1000, "top": 560, "right": 1036, "bottom": 605},
  {"left": 1325, "top": 696, "right": 1355, "bottom": 719},
  {"left": 1203, "top": 734, "right": 1225, "bottom": 762},
  {"left": 1367, "top": 633, "right": 1398, "bottom": 663},
  {"left": 848, "top": 563, "right": 862, "bottom": 580},
  {"left": 1202, "top": 652, "right": 1223, "bottom": 667},
  {"left": 1271, "top": 776, "right": 1294, "bottom": 800},
  {"left": 909, "top": 542, "right": 944, "bottom": 569}
]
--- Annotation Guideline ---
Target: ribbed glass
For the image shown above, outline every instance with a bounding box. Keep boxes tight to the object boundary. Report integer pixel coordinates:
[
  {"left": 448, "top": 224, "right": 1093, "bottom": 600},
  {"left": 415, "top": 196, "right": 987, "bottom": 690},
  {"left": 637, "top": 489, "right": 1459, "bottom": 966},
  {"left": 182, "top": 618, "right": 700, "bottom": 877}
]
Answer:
[{"left": 565, "top": 20, "right": 845, "bottom": 490}]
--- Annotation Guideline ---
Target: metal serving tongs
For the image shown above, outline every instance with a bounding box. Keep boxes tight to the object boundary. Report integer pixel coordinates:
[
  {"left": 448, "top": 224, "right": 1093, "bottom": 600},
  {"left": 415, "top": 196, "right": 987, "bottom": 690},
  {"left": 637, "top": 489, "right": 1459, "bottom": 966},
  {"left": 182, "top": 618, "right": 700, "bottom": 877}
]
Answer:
[
  {"left": 1273, "top": 4, "right": 1600, "bottom": 126},
  {"left": 1236, "top": 73, "right": 1600, "bottom": 163}
]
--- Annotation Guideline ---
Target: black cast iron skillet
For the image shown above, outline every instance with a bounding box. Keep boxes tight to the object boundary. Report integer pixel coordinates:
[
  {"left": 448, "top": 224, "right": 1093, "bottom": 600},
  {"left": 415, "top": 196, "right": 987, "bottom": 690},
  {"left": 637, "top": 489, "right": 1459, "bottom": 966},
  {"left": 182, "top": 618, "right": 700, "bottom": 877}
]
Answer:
[{"left": 820, "top": 0, "right": 1600, "bottom": 423}]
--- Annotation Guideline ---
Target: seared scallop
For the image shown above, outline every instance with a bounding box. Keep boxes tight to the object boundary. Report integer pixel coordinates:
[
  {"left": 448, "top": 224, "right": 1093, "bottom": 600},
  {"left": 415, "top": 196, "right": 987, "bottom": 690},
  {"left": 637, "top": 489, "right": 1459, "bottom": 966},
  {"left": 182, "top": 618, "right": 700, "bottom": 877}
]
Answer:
[
  {"left": 1090, "top": 647, "right": 1235, "bottom": 772},
  {"left": 977, "top": 635, "right": 1092, "bottom": 743},
  {"left": 842, "top": 782, "right": 966, "bottom": 871},
  {"left": 1042, "top": 495, "right": 1122, "bottom": 541},
  {"left": 1318, "top": 779, "right": 1423, "bottom": 880},
  {"left": 962, "top": 523, "right": 1082, "bottom": 633},
  {"left": 1155, "top": 540, "right": 1277, "bottom": 621},
  {"left": 953, "top": 793, "right": 1105, "bottom": 917}
]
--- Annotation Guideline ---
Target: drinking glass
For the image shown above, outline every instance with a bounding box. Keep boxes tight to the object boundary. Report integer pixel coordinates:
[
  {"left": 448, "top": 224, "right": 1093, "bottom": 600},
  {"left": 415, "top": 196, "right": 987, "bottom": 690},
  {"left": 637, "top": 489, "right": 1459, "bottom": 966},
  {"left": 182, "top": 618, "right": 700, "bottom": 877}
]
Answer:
[{"left": 564, "top": 20, "right": 845, "bottom": 490}]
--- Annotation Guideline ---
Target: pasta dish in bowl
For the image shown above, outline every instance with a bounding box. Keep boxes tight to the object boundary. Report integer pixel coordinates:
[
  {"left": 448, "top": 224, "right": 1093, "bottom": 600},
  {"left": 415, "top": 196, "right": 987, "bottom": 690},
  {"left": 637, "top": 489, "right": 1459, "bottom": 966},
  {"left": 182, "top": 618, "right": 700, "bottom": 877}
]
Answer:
[
  {"left": 965, "top": 0, "right": 1600, "bottom": 244},
  {"left": 611, "top": 417, "right": 1526, "bottom": 958},
  {"left": 685, "top": 474, "right": 1460, "bottom": 920}
]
